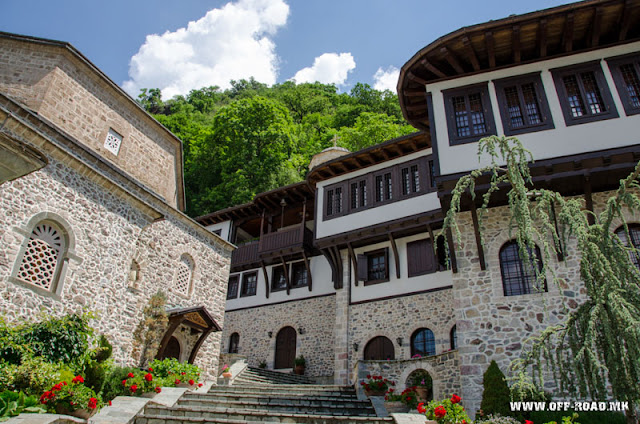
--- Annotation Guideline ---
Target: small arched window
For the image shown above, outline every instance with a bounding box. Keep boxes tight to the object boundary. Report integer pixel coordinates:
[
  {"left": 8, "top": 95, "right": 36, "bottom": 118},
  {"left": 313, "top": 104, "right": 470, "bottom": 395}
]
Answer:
[
  {"left": 411, "top": 328, "right": 436, "bottom": 357},
  {"left": 16, "top": 221, "right": 66, "bottom": 292},
  {"left": 129, "top": 259, "right": 141, "bottom": 288},
  {"left": 450, "top": 325, "right": 457, "bottom": 350},
  {"left": 615, "top": 224, "right": 640, "bottom": 269},
  {"left": 499, "top": 240, "right": 546, "bottom": 296},
  {"left": 229, "top": 332, "right": 239, "bottom": 354},
  {"left": 175, "top": 254, "right": 194, "bottom": 296}
]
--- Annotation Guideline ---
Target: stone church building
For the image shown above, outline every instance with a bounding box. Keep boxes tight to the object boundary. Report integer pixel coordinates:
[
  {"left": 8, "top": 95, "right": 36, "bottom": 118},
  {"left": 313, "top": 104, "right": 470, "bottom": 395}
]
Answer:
[
  {"left": 198, "top": 0, "right": 640, "bottom": 416},
  {"left": 0, "top": 32, "right": 233, "bottom": 376}
]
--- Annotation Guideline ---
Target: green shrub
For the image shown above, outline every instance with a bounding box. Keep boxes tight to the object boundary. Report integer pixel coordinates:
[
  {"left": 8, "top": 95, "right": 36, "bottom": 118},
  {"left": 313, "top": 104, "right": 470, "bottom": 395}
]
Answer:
[
  {"left": 21, "top": 314, "right": 94, "bottom": 364},
  {"left": 148, "top": 358, "right": 201, "bottom": 383},
  {"left": 39, "top": 379, "right": 103, "bottom": 414},
  {"left": 94, "top": 336, "right": 113, "bottom": 363},
  {"left": 11, "top": 357, "right": 74, "bottom": 396},
  {"left": 0, "top": 390, "right": 45, "bottom": 421},
  {"left": 83, "top": 360, "right": 109, "bottom": 394},
  {"left": 101, "top": 366, "right": 140, "bottom": 402},
  {"left": 475, "top": 414, "right": 521, "bottom": 424},
  {"left": 0, "top": 362, "right": 17, "bottom": 392},
  {"left": 480, "top": 360, "right": 511, "bottom": 417},
  {"left": 530, "top": 410, "right": 626, "bottom": 424}
]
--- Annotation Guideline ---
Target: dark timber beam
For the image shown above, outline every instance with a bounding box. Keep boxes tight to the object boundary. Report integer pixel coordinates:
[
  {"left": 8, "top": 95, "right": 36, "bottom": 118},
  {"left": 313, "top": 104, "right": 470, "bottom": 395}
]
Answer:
[
  {"left": 426, "top": 223, "right": 439, "bottom": 268},
  {"left": 188, "top": 328, "right": 213, "bottom": 364},
  {"left": 302, "top": 251, "right": 312, "bottom": 291},
  {"left": 347, "top": 242, "right": 358, "bottom": 286},
  {"left": 441, "top": 46, "right": 465, "bottom": 74},
  {"left": 261, "top": 260, "right": 270, "bottom": 299},
  {"left": 584, "top": 176, "right": 595, "bottom": 226},
  {"left": 420, "top": 59, "right": 447, "bottom": 79},
  {"left": 470, "top": 201, "right": 486, "bottom": 271},
  {"left": 461, "top": 37, "right": 481, "bottom": 71},
  {"left": 388, "top": 233, "right": 401, "bottom": 279},
  {"left": 619, "top": 0, "right": 633, "bottom": 41},
  {"left": 563, "top": 13, "right": 575, "bottom": 52},
  {"left": 281, "top": 255, "right": 291, "bottom": 295},
  {"left": 332, "top": 246, "right": 343, "bottom": 289},
  {"left": 446, "top": 227, "right": 458, "bottom": 273},
  {"left": 539, "top": 19, "right": 548, "bottom": 58},
  {"left": 407, "top": 72, "right": 428, "bottom": 85},
  {"left": 156, "top": 316, "right": 185, "bottom": 359},
  {"left": 512, "top": 25, "right": 521, "bottom": 63},
  {"left": 485, "top": 31, "right": 496, "bottom": 68},
  {"left": 550, "top": 204, "right": 565, "bottom": 262},
  {"left": 321, "top": 248, "right": 338, "bottom": 287},
  {"left": 589, "top": 7, "right": 603, "bottom": 47}
]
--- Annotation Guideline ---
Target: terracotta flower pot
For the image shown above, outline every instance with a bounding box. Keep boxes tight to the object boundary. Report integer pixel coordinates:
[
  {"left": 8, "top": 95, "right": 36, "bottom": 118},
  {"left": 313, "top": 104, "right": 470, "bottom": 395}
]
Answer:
[
  {"left": 294, "top": 365, "right": 305, "bottom": 375},
  {"left": 415, "top": 386, "right": 431, "bottom": 401},
  {"left": 55, "top": 404, "right": 98, "bottom": 419},
  {"left": 384, "top": 401, "right": 409, "bottom": 413},
  {"left": 364, "top": 388, "right": 386, "bottom": 397},
  {"left": 222, "top": 371, "right": 232, "bottom": 379}
]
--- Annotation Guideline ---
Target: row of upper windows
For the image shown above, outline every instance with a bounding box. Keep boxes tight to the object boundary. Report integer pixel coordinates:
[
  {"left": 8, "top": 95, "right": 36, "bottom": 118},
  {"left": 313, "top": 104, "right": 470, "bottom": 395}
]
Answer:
[
  {"left": 227, "top": 261, "right": 309, "bottom": 299},
  {"left": 443, "top": 54, "right": 640, "bottom": 146},
  {"left": 323, "top": 156, "right": 436, "bottom": 220}
]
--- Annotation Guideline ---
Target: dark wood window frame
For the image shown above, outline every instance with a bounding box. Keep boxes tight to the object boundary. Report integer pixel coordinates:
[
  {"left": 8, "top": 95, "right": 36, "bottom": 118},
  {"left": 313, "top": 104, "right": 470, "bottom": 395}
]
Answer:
[
  {"left": 357, "top": 248, "right": 390, "bottom": 286},
  {"left": 411, "top": 327, "right": 436, "bottom": 357},
  {"left": 450, "top": 325, "right": 457, "bottom": 350},
  {"left": 373, "top": 169, "right": 395, "bottom": 205},
  {"left": 349, "top": 175, "right": 371, "bottom": 213},
  {"left": 494, "top": 72, "right": 555, "bottom": 136},
  {"left": 227, "top": 275, "right": 239, "bottom": 299},
  {"left": 407, "top": 238, "right": 438, "bottom": 277},
  {"left": 551, "top": 61, "right": 619, "bottom": 126},
  {"left": 240, "top": 271, "right": 258, "bottom": 297},
  {"left": 291, "top": 261, "right": 309, "bottom": 288},
  {"left": 443, "top": 82, "right": 497, "bottom": 146},
  {"left": 271, "top": 265, "right": 287, "bottom": 292},
  {"left": 499, "top": 240, "right": 547, "bottom": 297},
  {"left": 614, "top": 223, "right": 640, "bottom": 269},
  {"left": 606, "top": 53, "right": 640, "bottom": 116},
  {"left": 323, "top": 181, "right": 346, "bottom": 220}
]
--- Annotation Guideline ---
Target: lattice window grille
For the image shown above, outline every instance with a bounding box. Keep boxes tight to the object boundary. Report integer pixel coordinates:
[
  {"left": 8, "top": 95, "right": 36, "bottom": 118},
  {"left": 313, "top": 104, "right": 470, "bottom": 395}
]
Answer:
[
  {"left": 175, "top": 256, "right": 192, "bottom": 296},
  {"left": 104, "top": 128, "right": 123, "bottom": 156},
  {"left": 17, "top": 224, "right": 64, "bottom": 291}
]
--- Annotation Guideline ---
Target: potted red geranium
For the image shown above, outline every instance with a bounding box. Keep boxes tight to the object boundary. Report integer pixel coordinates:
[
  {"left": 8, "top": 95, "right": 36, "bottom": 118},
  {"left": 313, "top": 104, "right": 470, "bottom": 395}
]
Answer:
[
  {"left": 417, "top": 393, "right": 471, "bottom": 424},
  {"left": 360, "top": 375, "right": 393, "bottom": 397}
]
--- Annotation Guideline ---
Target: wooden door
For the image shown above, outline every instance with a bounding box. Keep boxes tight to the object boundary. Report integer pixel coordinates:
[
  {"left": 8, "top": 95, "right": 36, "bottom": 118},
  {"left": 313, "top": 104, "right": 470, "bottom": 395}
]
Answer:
[
  {"left": 160, "top": 336, "right": 181, "bottom": 360},
  {"left": 275, "top": 326, "right": 296, "bottom": 369},
  {"left": 364, "top": 336, "right": 394, "bottom": 360}
]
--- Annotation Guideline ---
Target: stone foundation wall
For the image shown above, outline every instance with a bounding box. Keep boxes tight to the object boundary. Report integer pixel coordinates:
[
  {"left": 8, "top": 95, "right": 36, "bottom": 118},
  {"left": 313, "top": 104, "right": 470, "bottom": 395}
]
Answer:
[
  {"left": 221, "top": 294, "right": 336, "bottom": 378},
  {"left": 0, "top": 151, "right": 230, "bottom": 377}
]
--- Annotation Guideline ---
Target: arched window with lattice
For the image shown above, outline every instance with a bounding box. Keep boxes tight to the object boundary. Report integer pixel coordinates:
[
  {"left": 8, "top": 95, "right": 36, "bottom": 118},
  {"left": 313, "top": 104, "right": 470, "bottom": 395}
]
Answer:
[
  {"left": 15, "top": 221, "right": 67, "bottom": 293},
  {"left": 174, "top": 254, "right": 194, "bottom": 296}
]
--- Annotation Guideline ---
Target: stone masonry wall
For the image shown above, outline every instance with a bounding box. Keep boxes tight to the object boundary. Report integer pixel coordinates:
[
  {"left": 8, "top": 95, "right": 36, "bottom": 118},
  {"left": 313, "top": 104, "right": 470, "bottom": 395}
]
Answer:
[
  {"left": 0, "top": 150, "right": 230, "bottom": 377},
  {"left": 348, "top": 288, "right": 456, "bottom": 370},
  {"left": 222, "top": 294, "right": 336, "bottom": 378},
  {"left": 0, "top": 38, "right": 181, "bottom": 208}
]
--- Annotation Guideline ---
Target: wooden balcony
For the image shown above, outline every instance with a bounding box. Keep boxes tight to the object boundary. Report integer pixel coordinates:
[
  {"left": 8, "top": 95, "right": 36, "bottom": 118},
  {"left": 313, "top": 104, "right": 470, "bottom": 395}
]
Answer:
[
  {"left": 258, "top": 225, "right": 314, "bottom": 257},
  {"left": 231, "top": 241, "right": 259, "bottom": 268}
]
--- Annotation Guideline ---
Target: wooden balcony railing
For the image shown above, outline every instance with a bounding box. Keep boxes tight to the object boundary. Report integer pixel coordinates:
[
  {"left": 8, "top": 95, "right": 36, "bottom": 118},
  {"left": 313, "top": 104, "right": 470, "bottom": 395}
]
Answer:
[
  {"left": 258, "top": 225, "right": 313, "bottom": 255},
  {"left": 231, "top": 241, "right": 259, "bottom": 267}
]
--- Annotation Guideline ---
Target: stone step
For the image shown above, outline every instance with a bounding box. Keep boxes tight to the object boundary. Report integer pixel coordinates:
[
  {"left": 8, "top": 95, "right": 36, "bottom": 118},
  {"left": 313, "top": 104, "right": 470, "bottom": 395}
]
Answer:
[
  {"left": 182, "top": 392, "right": 364, "bottom": 406},
  {"left": 242, "top": 367, "right": 315, "bottom": 385},
  {"left": 137, "top": 411, "right": 394, "bottom": 424},
  {"left": 176, "top": 398, "right": 375, "bottom": 416},
  {"left": 204, "top": 387, "right": 357, "bottom": 398}
]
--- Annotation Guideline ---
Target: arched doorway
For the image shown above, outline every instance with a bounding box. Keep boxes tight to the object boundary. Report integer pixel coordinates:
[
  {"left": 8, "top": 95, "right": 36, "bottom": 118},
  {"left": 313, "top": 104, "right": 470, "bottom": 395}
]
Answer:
[
  {"left": 275, "top": 326, "right": 296, "bottom": 369},
  {"left": 407, "top": 369, "right": 433, "bottom": 401},
  {"left": 229, "top": 333, "right": 239, "bottom": 354},
  {"left": 364, "top": 336, "right": 395, "bottom": 360},
  {"left": 159, "top": 336, "right": 181, "bottom": 360}
]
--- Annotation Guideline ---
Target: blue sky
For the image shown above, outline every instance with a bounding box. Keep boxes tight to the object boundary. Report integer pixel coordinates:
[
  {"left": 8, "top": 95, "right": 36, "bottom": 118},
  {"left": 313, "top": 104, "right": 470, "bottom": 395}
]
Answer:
[{"left": 2, "top": 0, "right": 574, "bottom": 99}]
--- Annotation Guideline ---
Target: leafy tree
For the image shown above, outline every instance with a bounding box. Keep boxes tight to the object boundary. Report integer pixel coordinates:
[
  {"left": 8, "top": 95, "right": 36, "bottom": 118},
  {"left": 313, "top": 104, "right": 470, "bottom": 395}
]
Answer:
[
  {"left": 480, "top": 360, "right": 512, "bottom": 417},
  {"left": 137, "top": 88, "right": 164, "bottom": 114},
  {"left": 441, "top": 136, "right": 640, "bottom": 424},
  {"left": 337, "top": 112, "right": 415, "bottom": 152}
]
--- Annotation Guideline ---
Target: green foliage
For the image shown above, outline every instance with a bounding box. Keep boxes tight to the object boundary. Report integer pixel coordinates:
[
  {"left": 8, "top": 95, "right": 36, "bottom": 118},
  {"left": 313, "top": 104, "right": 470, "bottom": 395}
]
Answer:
[
  {"left": 409, "top": 369, "right": 433, "bottom": 388},
  {"left": 531, "top": 410, "right": 626, "bottom": 424},
  {"left": 0, "top": 362, "right": 17, "bottom": 392},
  {"left": 132, "top": 291, "right": 168, "bottom": 367},
  {"left": 82, "top": 360, "right": 108, "bottom": 394},
  {"left": 93, "top": 335, "right": 113, "bottom": 363},
  {"left": 0, "top": 391, "right": 45, "bottom": 421},
  {"left": 101, "top": 366, "right": 141, "bottom": 402},
  {"left": 10, "top": 356, "right": 75, "bottom": 396},
  {"left": 419, "top": 395, "right": 471, "bottom": 423},
  {"left": 39, "top": 379, "right": 103, "bottom": 413},
  {"left": 474, "top": 415, "right": 521, "bottom": 424},
  {"left": 480, "top": 361, "right": 511, "bottom": 417},
  {"left": 441, "top": 135, "right": 640, "bottom": 422},
  {"left": 136, "top": 81, "right": 411, "bottom": 216},
  {"left": 293, "top": 355, "right": 305, "bottom": 366},
  {"left": 148, "top": 358, "right": 201, "bottom": 382}
]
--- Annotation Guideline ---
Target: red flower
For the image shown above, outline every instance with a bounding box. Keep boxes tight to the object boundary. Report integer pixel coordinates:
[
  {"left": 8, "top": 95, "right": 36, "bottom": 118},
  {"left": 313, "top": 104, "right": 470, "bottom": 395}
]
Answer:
[
  {"left": 391, "top": 382, "right": 395, "bottom": 386},
  {"left": 417, "top": 403, "right": 426, "bottom": 414},
  {"left": 127, "top": 372, "right": 135, "bottom": 378},
  {"left": 72, "top": 375, "right": 85, "bottom": 384},
  {"left": 188, "top": 379, "right": 195, "bottom": 385},
  {"left": 366, "top": 375, "right": 371, "bottom": 379},
  {"left": 148, "top": 367, "right": 153, "bottom": 372},
  {"left": 39, "top": 391, "right": 53, "bottom": 404},
  {"left": 155, "top": 387, "right": 162, "bottom": 393},
  {"left": 198, "top": 383, "right": 203, "bottom": 387},
  {"left": 181, "top": 372, "right": 186, "bottom": 375},
  {"left": 145, "top": 373, "right": 153, "bottom": 382},
  {"left": 122, "top": 379, "right": 127, "bottom": 386},
  {"left": 88, "top": 397, "right": 98, "bottom": 410},
  {"left": 360, "top": 382, "right": 365, "bottom": 386},
  {"left": 108, "top": 401, "right": 112, "bottom": 406},
  {"left": 407, "top": 396, "right": 412, "bottom": 401},
  {"left": 434, "top": 406, "right": 447, "bottom": 419},
  {"left": 130, "top": 384, "right": 138, "bottom": 393},
  {"left": 175, "top": 379, "right": 181, "bottom": 385},
  {"left": 52, "top": 383, "right": 63, "bottom": 391},
  {"left": 62, "top": 381, "right": 67, "bottom": 386},
  {"left": 525, "top": 421, "right": 534, "bottom": 424},
  {"left": 451, "top": 393, "right": 461, "bottom": 404}
]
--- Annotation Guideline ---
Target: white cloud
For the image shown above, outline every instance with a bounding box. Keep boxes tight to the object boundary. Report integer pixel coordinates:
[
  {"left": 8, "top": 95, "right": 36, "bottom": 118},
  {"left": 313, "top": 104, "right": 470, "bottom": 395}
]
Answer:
[
  {"left": 372, "top": 66, "right": 400, "bottom": 92},
  {"left": 292, "top": 53, "right": 356, "bottom": 85},
  {"left": 123, "top": 0, "right": 289, "bottom": 99}
]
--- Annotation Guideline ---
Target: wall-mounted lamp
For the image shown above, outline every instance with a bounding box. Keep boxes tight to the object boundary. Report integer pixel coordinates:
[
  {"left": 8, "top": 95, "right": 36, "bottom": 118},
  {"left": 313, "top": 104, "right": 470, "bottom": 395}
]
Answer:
[
  {"left": 396, "top": 337, "right": 403, "bottom": 346},
  {"left": 267, "top": 331, "right": 273, "bottom": 338},
  {"left": 353, "top": 343, "right": 359, "bottom": 352},
  {"left": 298, "top": 327, "right": 306, "bottom": 335}
]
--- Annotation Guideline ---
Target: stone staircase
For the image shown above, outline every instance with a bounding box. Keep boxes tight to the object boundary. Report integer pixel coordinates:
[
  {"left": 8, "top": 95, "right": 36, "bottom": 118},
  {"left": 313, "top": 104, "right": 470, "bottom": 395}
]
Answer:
[
  {"left": 233, "top": 366, "right": 316, "bottom": 385},
  {"left": 135, "top": 367, "right": 394, "bottom": 424}
]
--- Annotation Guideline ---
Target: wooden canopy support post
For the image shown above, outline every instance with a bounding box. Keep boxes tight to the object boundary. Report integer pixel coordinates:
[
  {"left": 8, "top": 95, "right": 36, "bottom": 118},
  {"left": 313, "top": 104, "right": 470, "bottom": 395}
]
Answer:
[
  {"left": 347, "top": 242, "right": 358, "bottom": 286},
  {"left": 322, "top": 248, "right": 338, "bottom": 287},
  {"left": 261, "top": 260, "right": 270, "bottom": 299},
  {"left": 512, "top": 25, "right": 521, "bottom": 63},
  {"left": 156, "top": 316, "right": 185, "bottom": 359},
  {"left": 188, "top": 327, "right": 213, "bottom": 364},
  {"left": 258, "top": 210, "right": 265, "bottom": 251},
  {"left": 539, "top": 19, "right": 548, "bottom": 57},
  {"left": 281, "top": 255, "right": 290, "bottom": 295},
  {"left": 470, "top": 201, "right": 486, "bottom": 271},
  {"left": 302, "top": 251, "right": 312, "bottom": 291},
  {"left": 388, "top": 233, "right": 401, "bottom": 278},
  {"left": 461, "top": 36, "right": 480, "bottom": 71},
  {"left": 331, "top": 246, "right": 343, "bottom": 289},
  {"left": 446, "top": 227, "right": 458, "bottom": 273},
  {"left": 584, "top": 175, "right": 595, "bottom": 226}
]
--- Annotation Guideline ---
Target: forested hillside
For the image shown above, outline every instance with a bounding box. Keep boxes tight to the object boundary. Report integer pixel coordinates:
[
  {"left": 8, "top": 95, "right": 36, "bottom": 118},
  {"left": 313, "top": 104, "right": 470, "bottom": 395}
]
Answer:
[{"left": 137, "top": 79, "right": 415, "bottom": 217}]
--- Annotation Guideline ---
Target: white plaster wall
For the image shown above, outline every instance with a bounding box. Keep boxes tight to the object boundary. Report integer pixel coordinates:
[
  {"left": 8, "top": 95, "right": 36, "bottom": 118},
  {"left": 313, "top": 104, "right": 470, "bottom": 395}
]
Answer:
[
  {"left": 350, "top": 232, "right": 453, "bottom": 303},
  {"left": 225, "top": 254, "right": 334, "bottom": 310},
  {"left": 429, "top": 41, "right": 640, "bottom": 177},
  {"left": 315, "top": 150, "right": 439, "bottom": 240},
  {"left": 205, "top": 221, "right": 231, "bottom": 242}
]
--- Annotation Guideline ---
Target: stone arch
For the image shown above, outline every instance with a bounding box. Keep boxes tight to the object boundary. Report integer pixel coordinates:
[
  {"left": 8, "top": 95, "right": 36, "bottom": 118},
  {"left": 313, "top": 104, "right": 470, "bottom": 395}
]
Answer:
[
  {"left": 10, "top": 211, "right": 81, "bottom": 296},
  {"left": 267, "top": 323, "right": 301, "bottom": 369},
  {"left": 408, "top": 321, "right": 441, "bottom": 356},
  {"left": 398, "top": 362, "right": 441, "bottom": 398},
  {"left": 357, "top": 329, "right": 399, "bottom": 360}
]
